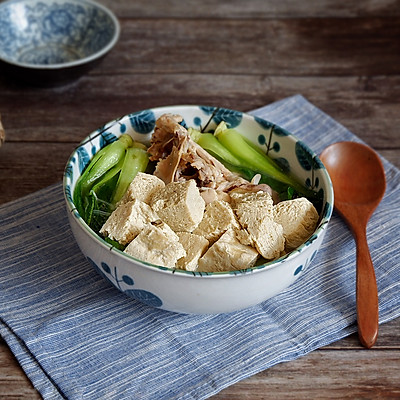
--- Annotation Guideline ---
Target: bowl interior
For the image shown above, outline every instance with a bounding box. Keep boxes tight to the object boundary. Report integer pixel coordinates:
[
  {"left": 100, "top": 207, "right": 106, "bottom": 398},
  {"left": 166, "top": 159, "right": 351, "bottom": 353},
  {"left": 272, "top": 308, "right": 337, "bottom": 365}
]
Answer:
[
  {"left": 0, "top": 0, "right": 119, "bottom": 67},
  {"left": 64, "top": 105, "right": 334, "bottom": 277}
]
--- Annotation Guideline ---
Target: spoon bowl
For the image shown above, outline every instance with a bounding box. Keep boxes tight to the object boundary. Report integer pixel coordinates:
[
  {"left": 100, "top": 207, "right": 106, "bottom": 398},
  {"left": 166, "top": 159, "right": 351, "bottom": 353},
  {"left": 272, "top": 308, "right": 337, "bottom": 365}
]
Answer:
[
  {"left": 321, "top": 141, "right": 385, "bottom": 206},
  {"left": 320, "top": 141, "right": 386, "bottom": 348}
]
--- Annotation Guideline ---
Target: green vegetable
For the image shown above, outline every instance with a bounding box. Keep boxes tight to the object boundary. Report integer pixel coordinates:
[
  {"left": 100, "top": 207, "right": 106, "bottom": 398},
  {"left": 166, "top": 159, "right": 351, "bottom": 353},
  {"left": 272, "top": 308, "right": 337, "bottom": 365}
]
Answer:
[
  {"left": 193, "top": 122, "right": 317, "bottom": 202},
  {"left": 73, "top": 134, "right": 149, "bottom": 230},
  {"left": 104, "top": 237, "right": 126, "bottom": 251},
  {"left": 214, "top": 127, "right": 295, "bottom": 186},
  {"left": 194, "top": 131, "right": 243, "bottom": 167},
  {"left": 79, "top": 134, "right": 133, "bottom": 199},
  {"left": 84, "top": 158, "right": 124, "bottom": 228},
  {"left": 111, "top": 146, "right": 149, "bottom": 204}
]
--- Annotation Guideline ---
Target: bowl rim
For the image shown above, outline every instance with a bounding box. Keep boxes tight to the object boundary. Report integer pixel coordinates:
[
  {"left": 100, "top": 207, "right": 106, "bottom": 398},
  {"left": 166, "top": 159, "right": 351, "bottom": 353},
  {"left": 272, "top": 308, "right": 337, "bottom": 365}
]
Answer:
[
  {"left": 0, "top": 0, "right": 120, "bottom": 70},
  {"left": 63, "top": 104, "right": 334, "bottom": 279}
]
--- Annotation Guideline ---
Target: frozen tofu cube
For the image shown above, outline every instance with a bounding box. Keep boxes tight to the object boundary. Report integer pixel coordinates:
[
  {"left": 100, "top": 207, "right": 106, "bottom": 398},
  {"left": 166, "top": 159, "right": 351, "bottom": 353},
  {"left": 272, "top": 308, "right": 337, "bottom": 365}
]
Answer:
[
  {"left": 230, "top": 190, "right": 274, "bottom": 220},
  {"left": 118, "top": 172, "right": 165, "bottom": 205},
  {"left": 151, "top": 179, "right": 205, "bottom": 232},
  {"left": 197, "top": 229, "right": 259, "bottom": 272},
  {"left": 233, "top": 191, "right": 284, "bottom": 260},
  {"left": 100, "top": 199, "right": 159, "bottom": 245},
  {"left": 193, "top": 200, "right": 240, "bottom": 244},
  {"left": 124, "top": 220, "right": 186, "bottom": 268},
  {"left": 176, "top": 232, "right": 209, "bottom": 271},
  {"left": 199, "top": 187, "right": 231, "bottom": 204},
  {"left": 274, "top": 197, "right": 319, "bottom": 251},
  {"left": 244, "top": 217, "right": 285, "bottom": 260}
]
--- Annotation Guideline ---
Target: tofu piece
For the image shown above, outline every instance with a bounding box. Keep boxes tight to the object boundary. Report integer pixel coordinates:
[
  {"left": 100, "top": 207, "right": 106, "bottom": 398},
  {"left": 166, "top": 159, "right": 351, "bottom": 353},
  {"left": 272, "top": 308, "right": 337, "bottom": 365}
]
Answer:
[
  {"left": 197, "top": 229, "right": 259, "bottom": 272},
  {"left": 118, "top": 172, "right": 165, "bottom": 205},
  {"left": 176, "top": 232, "right": 209, "bottom": 271},
  {"left": 193, "top": 200, "right": 240, "bottom": 244},
  {"left": 124, "top": 220, "right": 186, "bottom": 268},
  {"left": 230, "top": 190, "right": 274, "bottom": 220},
  {"left": 274, "top": 197, "right": 319, "bottom": 251},
  {"left": 241, "top": 217, "right": 285, "bottom": 260},
  {"left": 100, "top": 199, "right": 159, "bottom": 245},
  {"left": 150, "top": 179, "right": 205, "bottom": 232},
  {"left": 199, "top": 187, "right": 231, "bottom": 204},
  {"left": 231, "top": 190, "right": 284, "bottom": 260}
]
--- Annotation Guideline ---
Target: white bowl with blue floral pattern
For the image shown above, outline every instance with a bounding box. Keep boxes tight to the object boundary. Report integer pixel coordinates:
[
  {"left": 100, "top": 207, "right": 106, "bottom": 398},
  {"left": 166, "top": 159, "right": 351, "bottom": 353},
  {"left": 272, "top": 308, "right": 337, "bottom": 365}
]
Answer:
[
  {"left": 0, "top": 0, "right": 119, "bottom": 85},
  {"left": 63, "top": 105, "right": 334, "bottom": 314}
]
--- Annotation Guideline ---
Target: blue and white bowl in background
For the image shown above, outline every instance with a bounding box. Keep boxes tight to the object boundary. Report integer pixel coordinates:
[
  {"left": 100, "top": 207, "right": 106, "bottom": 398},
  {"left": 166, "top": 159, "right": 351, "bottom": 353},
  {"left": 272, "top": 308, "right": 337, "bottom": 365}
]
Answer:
[
  {"left": 0, "top": 0, "right": 120, "bottom": 85},
  {"left": 63, "top": 105, "right": 334, "bottom": 314}
]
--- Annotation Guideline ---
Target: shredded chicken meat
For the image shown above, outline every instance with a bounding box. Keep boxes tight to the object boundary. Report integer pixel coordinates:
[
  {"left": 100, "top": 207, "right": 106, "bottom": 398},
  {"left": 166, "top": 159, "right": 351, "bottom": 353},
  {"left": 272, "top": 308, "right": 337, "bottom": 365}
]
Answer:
[{"left": 148, "top": 113, "right": 279, "bottom": 203}]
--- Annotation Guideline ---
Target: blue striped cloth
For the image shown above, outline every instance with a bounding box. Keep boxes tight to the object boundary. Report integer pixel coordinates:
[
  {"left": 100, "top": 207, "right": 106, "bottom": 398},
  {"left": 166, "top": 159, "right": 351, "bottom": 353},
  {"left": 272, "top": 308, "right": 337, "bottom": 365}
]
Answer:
[{"left": 1, "top": 95, "right": 399, "bottom": 400}]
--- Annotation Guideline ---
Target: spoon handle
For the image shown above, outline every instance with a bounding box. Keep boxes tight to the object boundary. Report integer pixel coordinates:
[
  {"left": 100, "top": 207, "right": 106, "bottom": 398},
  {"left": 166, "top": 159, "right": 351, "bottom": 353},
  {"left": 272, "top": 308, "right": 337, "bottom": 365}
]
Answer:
[{"left": 354, "top": 225, "right": 379, "bottom": 348}]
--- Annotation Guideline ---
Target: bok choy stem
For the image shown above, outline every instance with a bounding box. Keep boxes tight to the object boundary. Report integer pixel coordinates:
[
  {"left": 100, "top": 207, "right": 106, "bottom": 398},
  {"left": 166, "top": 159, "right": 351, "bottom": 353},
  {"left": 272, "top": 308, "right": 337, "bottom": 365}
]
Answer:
[
  {"left": 213, "top": 127, "right": 310, "bottom": 196},
  {"left": 195, "top": 132, "right": 243, "bottom": 167},
  {"left": 79, "top": 134, "right": 133, "bottom": 199},
  {"left": 111, "top": 147, "right": 149, "bottom": 204},
  {"left": 73, "top": 134, "right": 149, "bottom": 230}
]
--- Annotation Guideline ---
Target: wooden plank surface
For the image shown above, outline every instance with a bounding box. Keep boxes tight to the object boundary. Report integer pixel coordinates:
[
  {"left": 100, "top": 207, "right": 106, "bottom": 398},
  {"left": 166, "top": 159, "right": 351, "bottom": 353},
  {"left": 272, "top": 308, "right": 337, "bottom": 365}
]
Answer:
[
  {"left": 98, "top": 0, "right": 400, "bottom": 18},
  {"left": 0, "top": 0, "right": 399, "bottom": 398}
]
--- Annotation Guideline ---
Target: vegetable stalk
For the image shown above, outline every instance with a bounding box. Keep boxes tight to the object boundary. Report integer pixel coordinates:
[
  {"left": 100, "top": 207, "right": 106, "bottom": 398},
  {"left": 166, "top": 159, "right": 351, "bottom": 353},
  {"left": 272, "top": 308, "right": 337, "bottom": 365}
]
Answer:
[
  {"left": 214, "top": 128, "right": 295, "bottom": 187},
  {"left": 193, "top": 123, "right": 316, "bottom": 201},
  {"left": 111, "top": 146, "right": 149, "bottom": 204},
  {"left": 80, "top": 134, "right": 133, "bottom": 198},
  {"left": 73, "top": 134, "right": 149, "bottom": 230}
]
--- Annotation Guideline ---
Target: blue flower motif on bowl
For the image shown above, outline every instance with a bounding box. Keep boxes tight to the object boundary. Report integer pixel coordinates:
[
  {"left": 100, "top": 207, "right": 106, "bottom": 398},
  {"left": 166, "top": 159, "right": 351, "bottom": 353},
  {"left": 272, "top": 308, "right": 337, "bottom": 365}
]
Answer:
[{"left": 87, "top": 257, "right": 163, "bottom": 308}]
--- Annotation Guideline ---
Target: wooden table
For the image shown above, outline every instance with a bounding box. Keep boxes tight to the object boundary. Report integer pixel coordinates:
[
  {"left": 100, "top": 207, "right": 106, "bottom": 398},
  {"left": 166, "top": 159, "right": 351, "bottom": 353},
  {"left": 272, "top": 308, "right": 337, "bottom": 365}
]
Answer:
[{"left": 1, "top": 0, "right": 399, "bottom": 398}]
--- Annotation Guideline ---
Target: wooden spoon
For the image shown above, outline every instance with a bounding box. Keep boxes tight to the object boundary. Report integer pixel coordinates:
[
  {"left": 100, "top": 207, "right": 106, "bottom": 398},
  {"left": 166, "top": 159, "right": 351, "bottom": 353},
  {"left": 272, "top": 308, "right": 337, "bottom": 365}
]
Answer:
[{"left": 320, "top": 141, "right": 386, "bottom": 349}]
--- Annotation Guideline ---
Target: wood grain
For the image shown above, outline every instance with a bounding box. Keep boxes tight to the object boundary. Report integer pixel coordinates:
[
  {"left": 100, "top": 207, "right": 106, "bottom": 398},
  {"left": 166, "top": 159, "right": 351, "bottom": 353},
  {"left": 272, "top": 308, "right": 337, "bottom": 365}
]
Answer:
[
  {"left": 0, "top": 0, "right": 399, "bottom": 398},
  {"left": 1, "top": 75, "right": 399, "bottom": 145},
  {"left": 99, "top": 0, "right": 400, "bottom": 18},
  {"left": 215, "top": 350, "right": 400, "bottom": 399},
  {"left": 87, "top": 18, "right": 400, "bottom": 76}
]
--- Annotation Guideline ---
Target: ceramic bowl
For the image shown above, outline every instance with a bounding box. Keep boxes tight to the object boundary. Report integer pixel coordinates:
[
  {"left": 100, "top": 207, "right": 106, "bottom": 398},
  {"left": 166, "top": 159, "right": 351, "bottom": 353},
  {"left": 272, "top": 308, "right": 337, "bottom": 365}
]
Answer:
[
  {"left": 63, "top": 105, "right": 334, "bottom": 314},
  {"left": 0, "top": 0, "right": 119, "bottom": 86}
]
